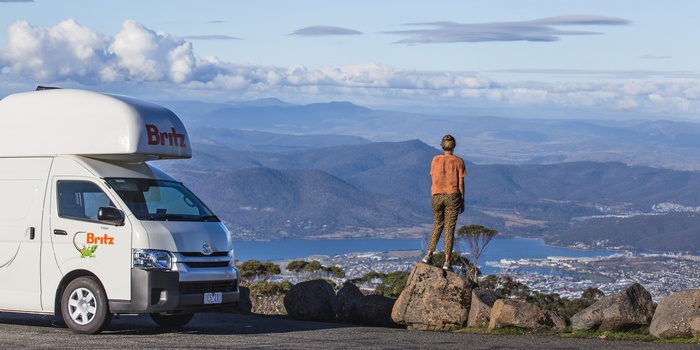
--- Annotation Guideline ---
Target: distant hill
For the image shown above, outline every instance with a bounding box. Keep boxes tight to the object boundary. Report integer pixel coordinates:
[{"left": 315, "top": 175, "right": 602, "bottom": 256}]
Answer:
[
  {"left": 548, "top": 213, "right": 700, "bottom": 252},
  {"left": 189, "top": 127, "right": 371, "bottom": 152},
  {"left": 159, "top": 99, "right": 700, "bottom": 171},
  {"left": 168, "top": 167, "right": 429, "bottom": 240},
  {"left": 150, "top": 99, "right": 700, "bottom": 252},
  {"left": 158, "top": 135, "right": 700, "bottom": 252}
]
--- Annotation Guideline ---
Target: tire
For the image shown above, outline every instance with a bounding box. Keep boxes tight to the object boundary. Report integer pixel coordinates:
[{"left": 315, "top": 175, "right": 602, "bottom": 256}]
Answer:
[
  {"left": 61, "top": 276, "right": 112, "bottom": 334},
  {"left": 150, "top": 312, "right": 194, "bottom": 328}
]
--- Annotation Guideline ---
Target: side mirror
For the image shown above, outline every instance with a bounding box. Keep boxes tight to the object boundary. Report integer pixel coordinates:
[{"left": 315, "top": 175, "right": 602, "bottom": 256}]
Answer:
[{"left": 98, "top": 206, "right": 125, "bottom": 226}]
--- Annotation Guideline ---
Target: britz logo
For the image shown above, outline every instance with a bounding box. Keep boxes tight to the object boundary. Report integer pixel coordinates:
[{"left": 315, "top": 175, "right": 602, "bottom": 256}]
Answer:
[
  {"left": 86, "top": 232, "right": 114, "bottom": 245},
  {"left": 145, "top": 124, "right": 187, "bottom": 148}
]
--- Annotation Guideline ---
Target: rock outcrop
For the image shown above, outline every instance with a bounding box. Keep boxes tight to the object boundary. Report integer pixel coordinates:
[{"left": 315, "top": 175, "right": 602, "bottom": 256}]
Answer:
[
  {"left": 335, "top": 280, "right": 365, "bottom": 324},
  {"left": 650, "top": 289, "right": 700, "bottom": 338},
  {"left": 283, "top": 279, "right": 336, "bottom": 322},
  {"left": 571, "top": 283, "right": 653, "bottom": 332},
  {"left": 467, "top": 288, "right": 499, "bottom": 328},
  {"left": 356, "top": 295, "right": 400, "bottom": 328},
  {"left": 488, "top": 299, "right": 567, "bottom": 331},
  {"left": 391, "top": 262, "right": 473, "bottom": 331}
]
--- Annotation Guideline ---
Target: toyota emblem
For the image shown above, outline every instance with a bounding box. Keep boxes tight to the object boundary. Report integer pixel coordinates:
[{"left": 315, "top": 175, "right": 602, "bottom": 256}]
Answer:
[{"left": 202, "top": 244, "right": 212, "bottom": 255}]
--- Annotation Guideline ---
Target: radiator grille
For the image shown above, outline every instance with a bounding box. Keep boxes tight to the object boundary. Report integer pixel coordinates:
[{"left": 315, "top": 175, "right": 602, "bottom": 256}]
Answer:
[
  {"left": 179, "top": 280, "right": 238, "bottom": 294},
  {"left": 180, "top": 252, "right": 230, "bottom": 257},
  {"left": 184, "top": 261, "right": 230, "bottom": 268}
]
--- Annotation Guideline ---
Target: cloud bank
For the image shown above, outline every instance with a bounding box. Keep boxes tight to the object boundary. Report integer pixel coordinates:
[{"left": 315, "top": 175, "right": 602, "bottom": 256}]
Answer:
[
  {"left": 290, "top": 26, "right": 363, "bottom": 36},
  {"left": 0, "top": 18, "right": 698, "bottom": 118},
  {"left": 385, "top": 15, "right": 631, "bottom": 44}
]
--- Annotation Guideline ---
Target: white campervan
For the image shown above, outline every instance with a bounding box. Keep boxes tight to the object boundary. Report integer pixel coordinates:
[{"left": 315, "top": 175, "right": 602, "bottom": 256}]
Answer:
[{"left": 0, "top": 88, "right": 239, "bottom": 334}]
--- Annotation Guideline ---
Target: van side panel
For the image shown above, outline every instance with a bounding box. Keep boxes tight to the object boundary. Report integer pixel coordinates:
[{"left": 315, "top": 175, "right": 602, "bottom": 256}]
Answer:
[{"left": 0, "top": 158, "right": 52, "bottom": 312}]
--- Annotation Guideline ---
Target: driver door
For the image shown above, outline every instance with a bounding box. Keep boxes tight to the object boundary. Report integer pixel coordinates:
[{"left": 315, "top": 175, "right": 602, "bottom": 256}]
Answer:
[{"left": 49, "top": 179, "right": 132, "bottom": 301}]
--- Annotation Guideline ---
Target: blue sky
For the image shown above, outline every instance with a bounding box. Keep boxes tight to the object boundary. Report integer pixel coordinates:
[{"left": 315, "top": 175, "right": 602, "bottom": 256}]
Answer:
[{"left": 0, "top": 0, "right": 698, "bottom": 119}]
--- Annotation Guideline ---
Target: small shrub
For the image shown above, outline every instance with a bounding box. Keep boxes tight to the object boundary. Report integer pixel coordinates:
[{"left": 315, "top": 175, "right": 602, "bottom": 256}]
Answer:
[{"left": 249, "top": 280, "right": 293, "bottom": 296}]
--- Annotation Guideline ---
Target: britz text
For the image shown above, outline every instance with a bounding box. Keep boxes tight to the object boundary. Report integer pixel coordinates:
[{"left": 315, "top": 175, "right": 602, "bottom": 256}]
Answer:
[{"left": 146, "top": 124, "right": 186, "bottom": 147}]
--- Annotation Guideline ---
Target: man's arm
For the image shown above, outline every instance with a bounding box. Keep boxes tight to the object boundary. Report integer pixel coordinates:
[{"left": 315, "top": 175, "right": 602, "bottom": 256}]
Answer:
[{"left": 459, "top": 177, "right": 465, "bottom": 213}]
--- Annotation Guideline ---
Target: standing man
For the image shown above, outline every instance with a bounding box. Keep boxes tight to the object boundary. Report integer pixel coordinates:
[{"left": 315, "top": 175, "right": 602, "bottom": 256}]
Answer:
[{"left": 422, "top": 134, "right": 466, "bottom": 271}]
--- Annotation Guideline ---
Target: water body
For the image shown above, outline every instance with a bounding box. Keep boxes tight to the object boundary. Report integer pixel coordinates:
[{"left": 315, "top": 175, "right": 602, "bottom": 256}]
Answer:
[{"left": 232, "top": 237, "right": 617, "bottom": 274}]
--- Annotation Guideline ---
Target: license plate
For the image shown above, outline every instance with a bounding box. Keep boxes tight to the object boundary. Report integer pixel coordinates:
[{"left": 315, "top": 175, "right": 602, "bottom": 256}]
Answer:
[{"left": 204, "top": 292, "right": 222, "bottom": 304}]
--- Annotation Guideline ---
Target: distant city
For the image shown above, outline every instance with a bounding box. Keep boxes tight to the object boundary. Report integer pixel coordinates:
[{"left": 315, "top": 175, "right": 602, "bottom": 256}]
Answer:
[{"left": 268, "top": 249, "right": 700, "bottom": 303}]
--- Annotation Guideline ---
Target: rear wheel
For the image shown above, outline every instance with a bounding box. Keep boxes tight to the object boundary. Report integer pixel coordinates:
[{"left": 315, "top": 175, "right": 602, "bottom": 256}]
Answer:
[
  {"left": 150, "top": 312, "right": 194, "bottom": 328},
  {"left": 61, "top": 276, "right": 112, "bottom": 334}
]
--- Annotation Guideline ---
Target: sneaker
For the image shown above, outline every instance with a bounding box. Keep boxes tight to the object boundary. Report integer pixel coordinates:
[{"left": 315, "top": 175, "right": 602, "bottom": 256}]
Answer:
[
  {"left": 421, "top": 254, "right": 433, "bottom": 264},
  {"left": 442, "top": 261, "right": 452, "bottom": 271}
]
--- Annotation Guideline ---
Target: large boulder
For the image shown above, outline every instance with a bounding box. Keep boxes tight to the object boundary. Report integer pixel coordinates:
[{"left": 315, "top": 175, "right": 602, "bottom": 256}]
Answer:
[
  {"left": 650, "top": 289, "right": 700, "bottom": 338},
  {"left": 571, "top": 283, "right": 653, "bottom": 332},
  {"left": 488, "top": 299, "right": 567, "bottom": 331},
  {"left": 468, "top": 288, "right": 500, "bottom": 328},
  {"left": 335, "top": 281, "right": 365, "bottom": 323},
  {"left": 283, "top": 280, "right": 336, "bottom": 322},
  {"left": 391, "top": 263, "right": 473, "bottom": 331},
  {"left": 356, "top": 295, "right": 401, "bottom": 328},
  {"left": 236, "top": 286, "right": 252, "bottom": 313}
]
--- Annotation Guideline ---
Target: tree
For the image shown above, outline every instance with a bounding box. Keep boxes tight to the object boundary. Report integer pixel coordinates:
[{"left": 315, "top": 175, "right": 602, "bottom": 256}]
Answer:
[
  {"left": 500, "top": 275, "right": 530, "bottom": 299},
  {"left": 324, "top": 265, "right": 345, "bottom": 279},
  {"left": 238, "top": 259, "right": 281, "bottom": 284},
  {"left": 286, "top": 260, "right": 308, "bottom": 281},
  {"left": 262, "top": 261, "right": 281, "bottom": 278},
  {"left": 374, "top": 271, "right": 409, "bottom": 298},
  {"left": 303, "top": 260, "right": 323, "bottom": 278},
  {"left": 352, "top": 271, "right": 386, "bottom": 285},
  {"left": 457, "top": 224, "right": 498, "bottom": 282},
  {"left": 479, "top": 274, "right": 500, "bottom": 290}
]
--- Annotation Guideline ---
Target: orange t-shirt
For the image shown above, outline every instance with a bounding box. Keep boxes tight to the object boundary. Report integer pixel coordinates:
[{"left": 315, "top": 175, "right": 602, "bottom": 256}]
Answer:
[{"left": 430, "top": 154, "right": 466, "bottom": 195}]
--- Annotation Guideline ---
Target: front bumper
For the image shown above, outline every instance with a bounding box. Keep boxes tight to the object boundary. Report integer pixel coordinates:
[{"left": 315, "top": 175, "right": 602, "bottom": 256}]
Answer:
[{"left": 109, "top": 269, "right": 239, "bottom": 314}]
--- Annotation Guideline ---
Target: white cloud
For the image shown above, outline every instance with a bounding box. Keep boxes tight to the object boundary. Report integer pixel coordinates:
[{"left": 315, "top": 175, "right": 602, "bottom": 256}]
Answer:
[
  {"left": 109, "top": 20, "right": 196, "bottom": 83},
  {"left": 0, "top": 19, "right": 699, "bottom": 118},
  {"left": 1, "top": 19, "right": 110, "bottom": 83}
]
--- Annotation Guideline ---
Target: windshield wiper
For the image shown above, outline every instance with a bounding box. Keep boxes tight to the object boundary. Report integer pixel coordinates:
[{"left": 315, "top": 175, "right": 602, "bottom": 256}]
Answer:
[
  {"left": 194, "top": 215, "right": 219, "bottom": 222},
  {"left": 143, "top": 214, "right": 187, "bottom": 221}
]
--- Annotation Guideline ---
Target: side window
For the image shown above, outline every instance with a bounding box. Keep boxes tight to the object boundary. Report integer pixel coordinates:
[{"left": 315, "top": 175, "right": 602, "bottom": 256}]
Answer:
[{"left": 57, "top": 181, "right": 114, "bottom": 221}]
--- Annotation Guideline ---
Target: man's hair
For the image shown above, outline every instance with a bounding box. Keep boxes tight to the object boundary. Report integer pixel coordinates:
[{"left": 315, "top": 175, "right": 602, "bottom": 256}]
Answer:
[{"left": 441, "top": 134, "right": 456, "bottom": 151}]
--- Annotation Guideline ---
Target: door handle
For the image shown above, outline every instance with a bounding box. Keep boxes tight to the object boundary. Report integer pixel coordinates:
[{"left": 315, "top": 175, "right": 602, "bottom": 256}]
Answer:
[
  {"left": 29, "top": 227, "right": 35, "bottom": 240},
  {"left": 53, "top": 229, "right": 67, "bottom": 236}
]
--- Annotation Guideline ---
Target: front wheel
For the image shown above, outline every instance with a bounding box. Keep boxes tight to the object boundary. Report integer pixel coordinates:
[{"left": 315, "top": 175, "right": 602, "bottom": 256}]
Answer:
[
  {"left": 150, "top": 312, "right": 194, "bottom": 328},
  {"left": 61, "top": 276, "right": 112, "bottom": 334}
]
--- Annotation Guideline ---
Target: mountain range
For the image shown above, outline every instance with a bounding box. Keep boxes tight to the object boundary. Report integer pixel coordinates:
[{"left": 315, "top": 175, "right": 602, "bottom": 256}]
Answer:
[{"left": 153, "top": 99, "right": 700, "bottom": 252}]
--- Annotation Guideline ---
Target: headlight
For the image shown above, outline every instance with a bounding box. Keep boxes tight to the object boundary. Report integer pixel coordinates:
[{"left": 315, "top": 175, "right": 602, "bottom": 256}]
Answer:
[{"left": 133, "top": 249, "right": 172, "bottom": 270}]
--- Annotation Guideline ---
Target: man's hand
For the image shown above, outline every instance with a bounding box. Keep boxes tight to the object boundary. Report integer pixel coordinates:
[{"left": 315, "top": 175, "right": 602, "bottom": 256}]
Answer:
[{"left": 459, "top": 196, "right": 465, "bottom": 214}]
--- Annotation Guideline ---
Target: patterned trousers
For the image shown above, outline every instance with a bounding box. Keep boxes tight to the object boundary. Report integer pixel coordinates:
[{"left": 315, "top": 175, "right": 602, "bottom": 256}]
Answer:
[{"left": 428, "top": 193, "right": 461, "bottom": 256}]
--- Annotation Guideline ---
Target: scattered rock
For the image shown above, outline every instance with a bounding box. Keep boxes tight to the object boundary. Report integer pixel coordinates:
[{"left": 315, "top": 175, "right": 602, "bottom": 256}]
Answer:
[
  {"left": 283, "top": 279, "right": 336, "bottom": 322},
  {"left": 571, "top": 283, "right": 653, "bottom": 332},
  {"left": 356, "top": 295, "right": 401, "bottom": 328},
  {"left": 467, "top": 288, "right": 499, "bottom": 328},
  {"left": 335, "top": 280, "right": 365, "bottom": 323},
  {"left": 488, "top": 299, "right": 567, "bottom": 331},
  {"left": 650, "top": 289, "right": 700, "bottom": 338},
  {"left": 391, "top": 263, "right": 473, "bottom": 331},
  {"left": 237, "top": 286, "right": 252, "bottom": 313}
]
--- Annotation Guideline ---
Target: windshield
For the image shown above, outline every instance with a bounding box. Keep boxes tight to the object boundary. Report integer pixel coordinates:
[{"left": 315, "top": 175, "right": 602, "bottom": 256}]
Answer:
[{"left": 106, "top": 178, "right": 219, "bottom": 222}]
